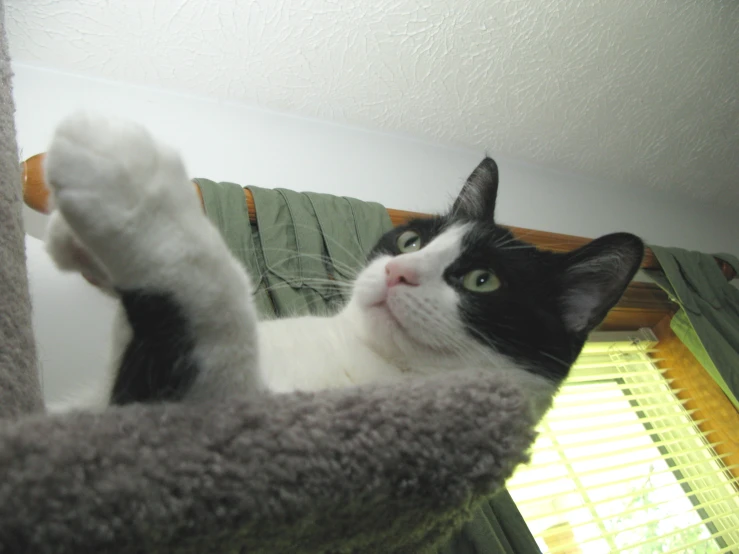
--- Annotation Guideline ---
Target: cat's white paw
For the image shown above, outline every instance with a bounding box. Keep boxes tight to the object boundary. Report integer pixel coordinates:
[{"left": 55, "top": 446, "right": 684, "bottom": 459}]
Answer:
[
  {"left": 44, "top": 111, "right": 264, "bottom": 402},
  {"left": 44, "top": 111, "right": 203, "bottom": 287}
]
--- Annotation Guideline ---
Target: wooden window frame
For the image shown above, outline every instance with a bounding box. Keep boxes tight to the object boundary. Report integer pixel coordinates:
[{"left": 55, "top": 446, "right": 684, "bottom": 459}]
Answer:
[{"left": 650, "top": 316, "right": 739, "bottom": 482}]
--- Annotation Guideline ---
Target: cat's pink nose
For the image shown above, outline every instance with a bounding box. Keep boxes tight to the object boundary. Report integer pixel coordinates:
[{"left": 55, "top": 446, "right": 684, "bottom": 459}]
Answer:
[{"left": 385, "top": 260, "right": 420, "bottom": 287}]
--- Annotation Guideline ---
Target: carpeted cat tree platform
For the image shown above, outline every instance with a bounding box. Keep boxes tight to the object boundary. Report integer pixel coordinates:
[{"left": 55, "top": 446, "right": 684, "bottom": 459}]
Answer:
[{"left": 0, "top": 6, "right": 536, "bottom": 553}]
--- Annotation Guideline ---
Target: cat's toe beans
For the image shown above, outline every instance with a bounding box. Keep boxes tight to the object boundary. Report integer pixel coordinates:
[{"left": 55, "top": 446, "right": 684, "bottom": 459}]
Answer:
[{"left": 45, "top": 212, "right": 108, "bottom": 281}]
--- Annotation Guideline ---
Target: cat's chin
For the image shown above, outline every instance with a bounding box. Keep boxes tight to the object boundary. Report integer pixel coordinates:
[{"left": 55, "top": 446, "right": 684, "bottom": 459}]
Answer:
[
  {"left": 369, "top": 301, "right": 405, "bottom": 330},
  {"left": 350, "top": 300, "right": 420, "bottom": 354},
  {"left": 359, "top": 301, "right": 451, "bottom": 358}
]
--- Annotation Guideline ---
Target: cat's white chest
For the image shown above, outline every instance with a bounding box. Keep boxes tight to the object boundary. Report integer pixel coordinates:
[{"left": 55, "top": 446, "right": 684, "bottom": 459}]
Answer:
[{"left": 257, "top": 316, "right": 405, "bottom": 393}]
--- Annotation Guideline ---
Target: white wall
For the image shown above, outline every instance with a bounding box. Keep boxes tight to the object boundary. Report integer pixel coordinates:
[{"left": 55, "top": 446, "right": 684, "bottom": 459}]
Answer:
[
  {"left": 25, "top": 235, "right": 117, "bottom": 404},
  {"left": 15, "top": 63, "right": 739, "bottom": 253},
  {"left": 13, "top": 63, "right": 738, "bottom": 403}
]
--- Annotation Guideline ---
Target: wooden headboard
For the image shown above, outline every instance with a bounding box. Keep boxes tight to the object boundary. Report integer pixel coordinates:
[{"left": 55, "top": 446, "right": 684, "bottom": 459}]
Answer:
[{"left": 19, "top": 152, "right": 736, "bottom": 331}]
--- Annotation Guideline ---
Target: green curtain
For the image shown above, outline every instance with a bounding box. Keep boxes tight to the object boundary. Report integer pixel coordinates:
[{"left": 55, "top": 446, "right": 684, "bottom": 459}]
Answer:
[
  {"left": 437, "top": 492, "right": 539, "bottom": 554},
  {"left": 194, "top": 178, "right": 539, "bottom": 553},
  {"left": 646, "top": 246, "right": 739, "bottom": 409}
]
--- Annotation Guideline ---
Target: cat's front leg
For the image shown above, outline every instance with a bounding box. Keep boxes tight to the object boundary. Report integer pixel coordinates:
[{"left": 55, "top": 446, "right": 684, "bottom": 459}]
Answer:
[{"left": 45, "top": 111, "right": 264, "bottom": 405}]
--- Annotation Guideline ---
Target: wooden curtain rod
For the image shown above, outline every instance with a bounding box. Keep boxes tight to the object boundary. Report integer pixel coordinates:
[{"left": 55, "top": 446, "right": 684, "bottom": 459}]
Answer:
[{"left": 20, "top": 153, "right": 736, "bottom": 280}]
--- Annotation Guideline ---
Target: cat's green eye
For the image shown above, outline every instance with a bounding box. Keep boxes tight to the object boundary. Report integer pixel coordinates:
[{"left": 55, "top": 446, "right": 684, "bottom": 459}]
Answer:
[
  {"left": 462, "top": 269, "right": 501, "bottom": 293},
  {"left": 397, "top": 230, "right": 422, "bottom": 253}
]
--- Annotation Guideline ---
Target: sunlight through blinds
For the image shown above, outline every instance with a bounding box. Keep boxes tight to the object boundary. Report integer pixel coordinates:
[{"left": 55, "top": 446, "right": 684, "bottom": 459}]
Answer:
[{"left": 507, "top": 335, "right": 739, "bottom": 554}]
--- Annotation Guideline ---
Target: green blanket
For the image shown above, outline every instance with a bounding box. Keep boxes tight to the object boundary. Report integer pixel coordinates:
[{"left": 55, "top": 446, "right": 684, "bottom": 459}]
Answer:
[
  {"left": 196, "top": 180, "right": 390, "bottom": 318},
  {"left": 196, "top": 179, "right": 539, "bottom": 553}
]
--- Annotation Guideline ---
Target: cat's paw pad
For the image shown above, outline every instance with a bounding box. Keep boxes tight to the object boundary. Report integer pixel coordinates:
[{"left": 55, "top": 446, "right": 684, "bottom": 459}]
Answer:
[
  {"left": 44, "top": 111, "right": 195, "bottom": 245},
  {"left": 45, "top": 211, "right": 114, "bottom": 292},
  {"left": 46, "top": 112, "right": 157, "bottom": 208}
]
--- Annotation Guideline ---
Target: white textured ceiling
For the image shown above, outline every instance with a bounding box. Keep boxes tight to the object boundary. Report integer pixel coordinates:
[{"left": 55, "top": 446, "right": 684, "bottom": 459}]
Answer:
[{"left": 6, "top": 0, "right": 739, "bottom": 205}]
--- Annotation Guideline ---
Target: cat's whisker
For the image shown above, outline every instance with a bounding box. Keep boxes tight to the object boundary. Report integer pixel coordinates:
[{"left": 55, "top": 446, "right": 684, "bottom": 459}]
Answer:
[
  {"left": 498, "top": 244, "right": 539, "bottom": 252},
  {"left": 257, "top": 223, "right": 369, "bottom": 270},
  {"left": 259, "top": 275, "right": 356, "bottom": 287},
  {"left": 538, "top": 351, "right": 570, "bottom": 368},
  {"left": 283, "top": 293, "right": 347, "bottom": 318},
  {"left": 257, "top": 248, "right": 361, "bottom": 280},
  {"left": 493, "top": 234, "right": 525, "bottom": 249},
  {"left": 287, "top": 223, "right": 369, "bottom": 268}
]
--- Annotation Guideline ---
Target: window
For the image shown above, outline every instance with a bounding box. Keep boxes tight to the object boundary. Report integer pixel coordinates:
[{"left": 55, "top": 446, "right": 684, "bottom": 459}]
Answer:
[{"left": 507, "top": 332, "right": 739, "bottom": 553}]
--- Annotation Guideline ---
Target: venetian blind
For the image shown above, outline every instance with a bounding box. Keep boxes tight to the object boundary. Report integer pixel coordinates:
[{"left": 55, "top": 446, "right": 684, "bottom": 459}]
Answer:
[{"left": 507, "top": 333, "right": 739, "bottom": 553}]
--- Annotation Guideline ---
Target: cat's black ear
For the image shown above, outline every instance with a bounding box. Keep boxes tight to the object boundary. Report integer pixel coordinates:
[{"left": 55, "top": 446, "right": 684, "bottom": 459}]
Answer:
[
  {"left": 451, "top": 157, "right": 499, "bottom": 220},
  {"left": 559, "top": 233, "right": 645, "bottom": 335}
]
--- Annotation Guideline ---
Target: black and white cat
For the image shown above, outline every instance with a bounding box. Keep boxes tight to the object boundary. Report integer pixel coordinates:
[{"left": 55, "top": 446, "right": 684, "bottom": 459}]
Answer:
[{"left": 43, "top": 112, "right": 644, "bottom": 418}]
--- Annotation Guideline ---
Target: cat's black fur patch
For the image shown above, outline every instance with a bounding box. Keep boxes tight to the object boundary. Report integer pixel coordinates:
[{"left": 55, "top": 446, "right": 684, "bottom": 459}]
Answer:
[{"left": 111, "top": 290, "right": 199, "bottom": 405}]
